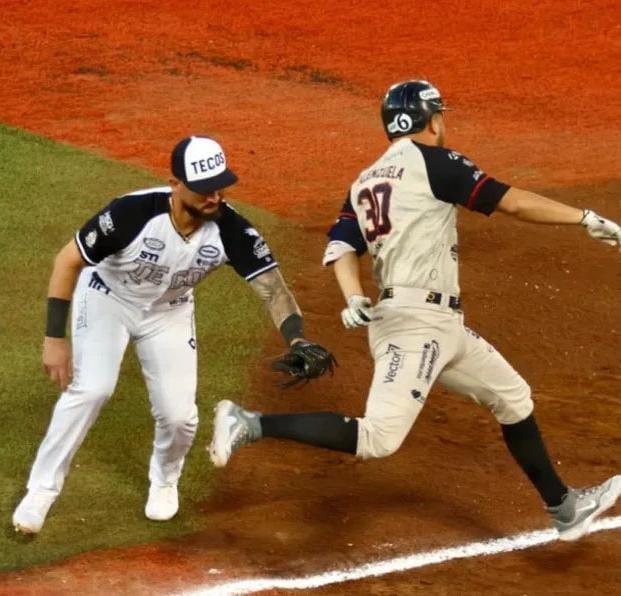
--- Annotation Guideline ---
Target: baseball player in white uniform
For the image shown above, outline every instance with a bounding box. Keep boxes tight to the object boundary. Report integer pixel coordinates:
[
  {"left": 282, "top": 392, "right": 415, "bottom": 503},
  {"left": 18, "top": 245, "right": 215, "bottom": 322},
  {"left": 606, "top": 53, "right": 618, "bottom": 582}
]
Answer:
[
  {"left": 209, "top": 80, "right": 621, "bottom": 541},
  {"left": 13, "top": 135, "right": 333, "bottom": 534}
]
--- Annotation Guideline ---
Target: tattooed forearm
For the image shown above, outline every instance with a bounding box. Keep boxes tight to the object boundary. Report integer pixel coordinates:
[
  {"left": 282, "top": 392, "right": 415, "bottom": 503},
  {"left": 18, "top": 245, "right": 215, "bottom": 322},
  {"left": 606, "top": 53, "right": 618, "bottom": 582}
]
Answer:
[{"left": 249, "top": 268, "right": 301, "bottom": 328}]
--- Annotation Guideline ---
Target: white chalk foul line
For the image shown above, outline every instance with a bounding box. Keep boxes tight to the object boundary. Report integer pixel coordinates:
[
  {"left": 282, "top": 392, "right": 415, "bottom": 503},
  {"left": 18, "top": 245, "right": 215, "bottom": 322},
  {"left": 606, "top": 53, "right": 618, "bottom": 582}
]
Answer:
[{"left": 179, "top": 515, "right": 621, "bottom": 596}]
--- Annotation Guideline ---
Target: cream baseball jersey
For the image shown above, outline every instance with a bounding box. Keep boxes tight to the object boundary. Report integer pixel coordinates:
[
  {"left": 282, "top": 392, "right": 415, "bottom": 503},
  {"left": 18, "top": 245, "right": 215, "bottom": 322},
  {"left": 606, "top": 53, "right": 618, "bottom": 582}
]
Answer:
[
  {"left": 75, "top": 187, "right": 278, "bottom": 308},
  {"left": 324, "top": 138, "right": 510, "bottom": 294}
]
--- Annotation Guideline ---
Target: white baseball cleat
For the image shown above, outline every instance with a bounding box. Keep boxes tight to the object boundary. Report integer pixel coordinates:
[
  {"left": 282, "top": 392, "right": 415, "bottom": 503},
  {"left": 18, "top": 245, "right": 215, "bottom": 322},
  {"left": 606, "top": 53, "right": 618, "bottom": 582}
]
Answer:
[
  {"left": 12, "top": 489, "right": 57, "bottom": 534},
  {"left": 548, "top": 475, "right": 621, "bottom": 541},
  {"left": 209, "top": 399, "right": 262, "bottom": 468},
  {"left": 145, "top": 483, "right": 179, "bottom": 521}
]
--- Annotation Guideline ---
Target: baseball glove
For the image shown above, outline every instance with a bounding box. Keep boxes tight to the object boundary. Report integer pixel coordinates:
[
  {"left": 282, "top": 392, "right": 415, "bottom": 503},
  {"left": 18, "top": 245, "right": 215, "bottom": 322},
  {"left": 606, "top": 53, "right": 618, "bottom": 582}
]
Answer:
[{"left": 271, "top": 340, "right": 337, "bottom": 388}]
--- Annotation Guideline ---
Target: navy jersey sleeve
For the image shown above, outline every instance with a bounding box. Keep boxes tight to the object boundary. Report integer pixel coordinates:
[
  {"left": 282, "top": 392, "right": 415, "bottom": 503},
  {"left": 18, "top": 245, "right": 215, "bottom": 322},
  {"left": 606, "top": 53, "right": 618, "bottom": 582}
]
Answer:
[
  {"left": 415, "top": 142, "right": 510, "bottom": 215},
  {"left": 75, "top": 191, "right": 170, "bottom": 265},
  {"left": 217, "top": 203, "right": 279, "bottom": 281},
  {"left": 326, "top": 193, "right": 367, "bottom": 256}
]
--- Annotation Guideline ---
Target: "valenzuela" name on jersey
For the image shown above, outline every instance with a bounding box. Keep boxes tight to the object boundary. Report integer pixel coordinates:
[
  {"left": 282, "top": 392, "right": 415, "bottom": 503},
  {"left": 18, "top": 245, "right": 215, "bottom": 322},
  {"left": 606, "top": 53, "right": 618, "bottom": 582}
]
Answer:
[{"left": 359, "top": 165, "right": 404, "bottom": 184}]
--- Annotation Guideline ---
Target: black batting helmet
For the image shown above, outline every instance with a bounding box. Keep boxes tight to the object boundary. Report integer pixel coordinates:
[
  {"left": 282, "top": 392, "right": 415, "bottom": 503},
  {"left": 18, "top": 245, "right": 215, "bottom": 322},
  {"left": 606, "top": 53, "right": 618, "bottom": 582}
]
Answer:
[{"left": 381, "top": 80, "right": 448, "bottom": 139}]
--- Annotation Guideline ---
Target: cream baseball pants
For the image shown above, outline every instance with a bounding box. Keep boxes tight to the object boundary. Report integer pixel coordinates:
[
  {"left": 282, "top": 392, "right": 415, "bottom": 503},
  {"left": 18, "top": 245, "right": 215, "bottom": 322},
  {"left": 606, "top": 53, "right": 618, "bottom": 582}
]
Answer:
[{"left": 356, "top": 296, "right": 533, "bottom": 459}]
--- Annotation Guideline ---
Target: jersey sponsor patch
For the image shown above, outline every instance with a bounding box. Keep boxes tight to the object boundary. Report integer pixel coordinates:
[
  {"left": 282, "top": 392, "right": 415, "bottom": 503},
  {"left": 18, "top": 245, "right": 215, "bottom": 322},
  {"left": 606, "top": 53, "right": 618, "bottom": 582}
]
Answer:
[
  {"left": 198, "top": 245, "right": 221, "bottom": 258},
  {"left": 383, "top": 343, "right": 406, "bottom": 383},
  {"left": 85, "top": 229, "right": 98, "bottom": 247},
  {"left": 144, "top": 237, "right": 165, "bottom": 251},
  {"left": 98, "top": 211, "right": 115, "bottom": 235},
  {"left": 416, "top": 340, "right": 440, "bottom": 383},
  {"left": 253, "top": 238, "right": 271, "bottom": 259},
  {"left": 243, "top": 227, "right": 272, "bottom": 259}
]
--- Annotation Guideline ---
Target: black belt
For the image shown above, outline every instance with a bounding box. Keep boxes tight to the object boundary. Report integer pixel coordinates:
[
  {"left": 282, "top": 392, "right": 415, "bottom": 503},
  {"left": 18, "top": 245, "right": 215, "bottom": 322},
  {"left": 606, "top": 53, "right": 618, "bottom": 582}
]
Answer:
[{"left": 379, "top": 287, "right": 461, "bottom": 310}]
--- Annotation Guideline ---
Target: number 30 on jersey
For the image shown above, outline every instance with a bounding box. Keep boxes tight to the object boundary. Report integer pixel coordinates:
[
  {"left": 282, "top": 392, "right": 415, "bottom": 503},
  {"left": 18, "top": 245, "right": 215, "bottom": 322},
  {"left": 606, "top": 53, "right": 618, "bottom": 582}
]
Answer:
[{"left": 357, "top": 183, "right": 392, "bottom": 242}]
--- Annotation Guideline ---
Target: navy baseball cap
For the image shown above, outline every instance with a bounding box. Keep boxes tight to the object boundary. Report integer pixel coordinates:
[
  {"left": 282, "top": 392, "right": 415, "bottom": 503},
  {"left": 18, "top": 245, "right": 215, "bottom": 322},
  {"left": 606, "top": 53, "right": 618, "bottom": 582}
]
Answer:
[{"left": 171, "top": 135, "right": 238, "bottom": 193}]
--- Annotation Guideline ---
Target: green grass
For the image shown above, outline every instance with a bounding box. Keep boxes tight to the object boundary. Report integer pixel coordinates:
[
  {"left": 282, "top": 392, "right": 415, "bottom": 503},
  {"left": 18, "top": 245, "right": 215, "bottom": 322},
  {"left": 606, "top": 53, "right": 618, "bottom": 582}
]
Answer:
[{"left": 0, "top": 125, "right": 297, "bottom": 570}]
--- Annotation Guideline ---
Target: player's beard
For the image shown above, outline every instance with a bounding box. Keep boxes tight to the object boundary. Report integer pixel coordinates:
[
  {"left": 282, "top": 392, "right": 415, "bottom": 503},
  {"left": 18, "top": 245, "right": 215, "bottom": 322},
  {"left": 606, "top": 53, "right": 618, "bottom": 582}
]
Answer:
[{"left": 184, "top": 203, "right": 222, "bottom": 221}]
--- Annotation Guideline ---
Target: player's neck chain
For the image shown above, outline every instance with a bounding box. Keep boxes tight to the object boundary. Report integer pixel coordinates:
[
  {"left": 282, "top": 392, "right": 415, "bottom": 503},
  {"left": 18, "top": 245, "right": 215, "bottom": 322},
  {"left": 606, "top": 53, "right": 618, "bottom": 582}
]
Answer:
[{"left": 168, "top": 196, "right": 196, "bottom": 243}]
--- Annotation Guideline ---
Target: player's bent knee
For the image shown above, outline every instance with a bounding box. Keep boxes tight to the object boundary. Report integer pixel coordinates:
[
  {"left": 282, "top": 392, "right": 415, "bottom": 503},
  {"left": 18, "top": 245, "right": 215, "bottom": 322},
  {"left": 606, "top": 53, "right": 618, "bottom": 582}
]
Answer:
[
  {"left": 490, "top": 380, "right": 534, "bottom": 425},
  {"left": 355, "top": 417, "right": 408, "bottom": 459}
]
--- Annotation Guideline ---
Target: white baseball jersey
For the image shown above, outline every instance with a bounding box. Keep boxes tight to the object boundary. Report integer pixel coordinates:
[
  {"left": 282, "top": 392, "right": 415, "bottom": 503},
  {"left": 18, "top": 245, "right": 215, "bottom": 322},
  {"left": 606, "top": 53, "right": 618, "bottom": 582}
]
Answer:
[
  {"left": 323, "top": 138, "right": 509, "bottom": 294},
  {"left": 25, "top": 186, "right": 280, "bottom": 499},
  {"left": 322, "top": 139, "right": 533, "bottom": 460},
  {"left": 75, "top": 187, "right": 278, "bottom": 307}
]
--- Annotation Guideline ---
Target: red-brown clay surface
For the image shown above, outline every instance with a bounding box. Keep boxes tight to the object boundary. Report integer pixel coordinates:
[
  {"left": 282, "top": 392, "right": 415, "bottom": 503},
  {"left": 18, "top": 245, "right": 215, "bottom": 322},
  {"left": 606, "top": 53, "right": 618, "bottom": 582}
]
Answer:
[{"left": 1, "top": 1, "right": 620, "bottom": 593}]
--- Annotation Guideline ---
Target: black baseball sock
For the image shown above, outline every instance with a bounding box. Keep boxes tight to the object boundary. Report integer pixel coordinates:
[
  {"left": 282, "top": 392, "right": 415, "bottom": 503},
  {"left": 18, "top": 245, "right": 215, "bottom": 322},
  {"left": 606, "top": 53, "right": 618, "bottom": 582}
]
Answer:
[
  {"left": 501, "top": 413, "right": 567, "bottom": 507},
  {"left": 260, "top": 412, "right": 358, "bottom": 454}
]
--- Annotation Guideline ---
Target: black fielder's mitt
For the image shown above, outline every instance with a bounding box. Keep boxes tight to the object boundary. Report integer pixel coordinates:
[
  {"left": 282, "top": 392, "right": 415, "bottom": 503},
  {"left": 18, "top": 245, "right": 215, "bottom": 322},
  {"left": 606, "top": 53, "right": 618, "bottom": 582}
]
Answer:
[{"left": 271, "top": 340, "right": 337, "bottom": 388}]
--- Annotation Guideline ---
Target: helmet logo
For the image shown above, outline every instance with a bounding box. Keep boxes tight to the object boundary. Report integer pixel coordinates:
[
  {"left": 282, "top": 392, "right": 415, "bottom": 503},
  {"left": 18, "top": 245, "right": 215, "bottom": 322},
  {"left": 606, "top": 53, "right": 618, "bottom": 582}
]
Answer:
[
  {"left": 387, "top": 113, "right": 413, "bottom": 135},
  {"left": 419, "top": 88, "right": 440, "bottom": 100}
]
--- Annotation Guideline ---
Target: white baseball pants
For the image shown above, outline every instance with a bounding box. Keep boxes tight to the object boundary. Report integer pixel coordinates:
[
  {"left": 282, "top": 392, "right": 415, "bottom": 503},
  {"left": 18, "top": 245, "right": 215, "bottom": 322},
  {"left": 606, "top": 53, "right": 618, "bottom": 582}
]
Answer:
[
  {"left": 356, "top": 297, "right": 533, "bottom": 459},
  {"left": 26, "top": 268, "right": 198, "bottom": 495}
]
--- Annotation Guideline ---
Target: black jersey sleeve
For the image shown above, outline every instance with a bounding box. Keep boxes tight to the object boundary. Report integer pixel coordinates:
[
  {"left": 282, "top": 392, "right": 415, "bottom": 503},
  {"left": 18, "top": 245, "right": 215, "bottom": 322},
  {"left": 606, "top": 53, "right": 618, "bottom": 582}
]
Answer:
[
  {"left": 75, "top": 190, "right": 170, "bottom": 265},
  {"left": 326, "top": 193, "right": 367, "bottom": 255},
  {"left": 415, "top": 142, "right": 510, "bottom": 216},
  {"left": 217, "top": 203, "right": 279, "bottom": 281}
]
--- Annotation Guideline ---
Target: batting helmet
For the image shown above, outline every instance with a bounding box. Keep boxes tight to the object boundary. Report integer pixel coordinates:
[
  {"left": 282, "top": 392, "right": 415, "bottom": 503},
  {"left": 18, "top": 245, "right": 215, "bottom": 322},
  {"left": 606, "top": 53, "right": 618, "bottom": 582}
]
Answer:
[{"left": 381, "top": 80, "right": 448, "bottom": 139}]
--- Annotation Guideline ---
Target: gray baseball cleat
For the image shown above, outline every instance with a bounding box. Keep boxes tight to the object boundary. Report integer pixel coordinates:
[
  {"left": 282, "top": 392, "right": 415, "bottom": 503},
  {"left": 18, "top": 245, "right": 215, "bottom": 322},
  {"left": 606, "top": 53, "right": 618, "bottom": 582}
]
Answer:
[
  {"left": 209, "top": 399, "right": 262, "bottom": 468},
  {"left": 12, "top": 489, "right": 58, "bottom": 534},
  {"left": 547, "top": 475, "right": 621, "bottom": 541}
]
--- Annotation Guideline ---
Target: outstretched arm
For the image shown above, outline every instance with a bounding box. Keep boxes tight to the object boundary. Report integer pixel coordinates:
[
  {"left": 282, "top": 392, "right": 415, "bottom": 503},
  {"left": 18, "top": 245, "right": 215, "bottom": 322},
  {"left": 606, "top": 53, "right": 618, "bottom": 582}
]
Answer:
[
  {"left": 497, "top": 187, "right": 621, "bottom": 250},
  {"left": 249, "top": 267, "right": 336, "bottom": 386},
  {"left": 496, "top": 187, "right": 583, "bottom": 224},
  {"left": 248, "top": 267, "right": 303, "bottom": 345}
]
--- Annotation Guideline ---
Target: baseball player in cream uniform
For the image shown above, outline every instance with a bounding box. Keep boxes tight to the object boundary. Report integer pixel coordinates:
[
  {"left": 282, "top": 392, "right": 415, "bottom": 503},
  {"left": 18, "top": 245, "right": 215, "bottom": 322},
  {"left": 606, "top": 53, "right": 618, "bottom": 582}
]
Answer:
[
  {"left": 13, "top": 135, "right": 322, "bottom": 533},
  {"left": 209, "top": 81, "right": 621, "bottom": 541}
]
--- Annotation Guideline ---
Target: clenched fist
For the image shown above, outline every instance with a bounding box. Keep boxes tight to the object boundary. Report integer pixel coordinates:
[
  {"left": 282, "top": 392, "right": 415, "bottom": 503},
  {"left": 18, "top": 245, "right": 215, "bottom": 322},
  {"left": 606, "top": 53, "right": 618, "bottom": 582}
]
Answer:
[
  {"left": 341, "top": 295, "right": 376, "bottom": 329},
  {"left": 581, "top": 210, "right": 621, "bottom": 251}
]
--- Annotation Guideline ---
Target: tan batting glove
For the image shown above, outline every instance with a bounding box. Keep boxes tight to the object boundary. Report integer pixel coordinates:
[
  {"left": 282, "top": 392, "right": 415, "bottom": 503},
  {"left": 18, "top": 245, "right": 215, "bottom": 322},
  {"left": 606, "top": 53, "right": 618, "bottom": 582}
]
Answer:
[{"left": 581, "top": 210, "right": 621, "bottom": 251}]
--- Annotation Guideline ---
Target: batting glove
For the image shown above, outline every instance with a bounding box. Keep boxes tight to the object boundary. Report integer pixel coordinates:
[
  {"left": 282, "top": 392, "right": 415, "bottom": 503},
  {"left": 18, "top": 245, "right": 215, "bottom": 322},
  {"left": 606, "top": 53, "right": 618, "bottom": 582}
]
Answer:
[
  {"left": 581, "top": 209, "right": 621, "bottom": 251},
  {"left": 341, "top": 295, "right": 375, "bottom": 329}
]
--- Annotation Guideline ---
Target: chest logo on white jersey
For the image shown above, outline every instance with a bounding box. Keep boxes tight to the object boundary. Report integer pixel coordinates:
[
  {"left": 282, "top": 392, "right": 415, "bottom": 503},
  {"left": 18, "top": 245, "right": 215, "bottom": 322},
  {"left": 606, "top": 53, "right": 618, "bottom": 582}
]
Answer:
[
  {"left": 144, "top": 237, "right": 165, "bottom": 251},
  {"left": 198, "top": 245, "right": 221, "bottom": 258},
  {"left": 169, "top": 268, "right": 211, "bottom": 289},
  {"left": 128, "top": 260, "right": 170, "bottom": 285}
]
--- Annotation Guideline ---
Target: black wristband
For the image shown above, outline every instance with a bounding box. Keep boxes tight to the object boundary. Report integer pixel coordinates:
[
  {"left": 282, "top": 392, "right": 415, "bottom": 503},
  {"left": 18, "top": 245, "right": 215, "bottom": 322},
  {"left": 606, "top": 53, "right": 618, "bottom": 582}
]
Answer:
[
  {"left": 46, "top": 298, "right": 71, "bottom": 338},
  {"left": 280, "top": 313, "right": 304, "bottom": 345}
]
